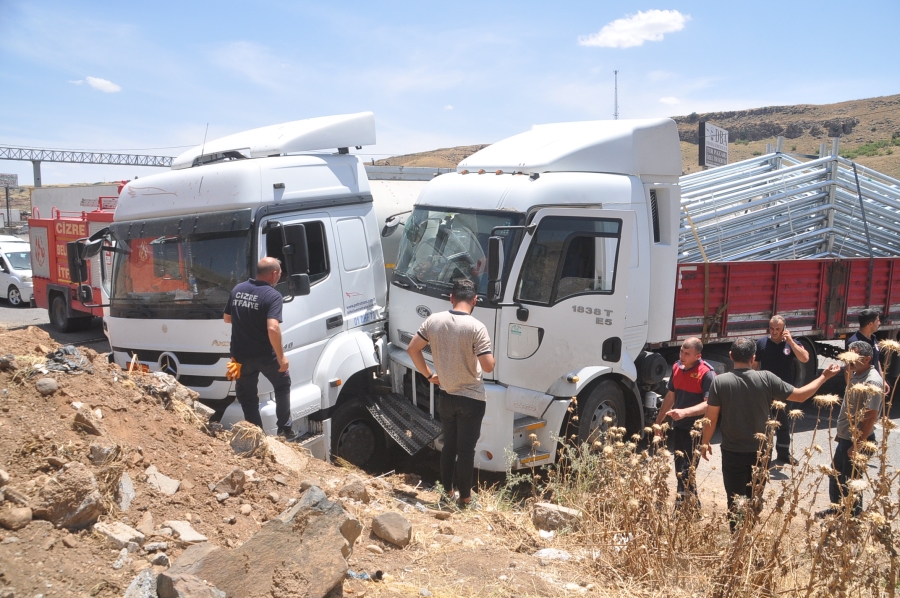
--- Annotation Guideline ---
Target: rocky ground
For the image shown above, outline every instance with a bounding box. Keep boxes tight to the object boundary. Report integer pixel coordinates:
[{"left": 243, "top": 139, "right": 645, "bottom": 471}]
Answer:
[{"left": 0, "top": 326, "right": 604, "bottom": 598}]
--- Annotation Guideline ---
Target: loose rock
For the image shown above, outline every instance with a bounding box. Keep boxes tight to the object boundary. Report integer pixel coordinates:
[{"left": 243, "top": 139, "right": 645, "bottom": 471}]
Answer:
[
  {"left": 338, "top": 476, "right": 370, "bottom": 503},
  {"left": 239, "top": 504, "right": 252, "bottom": 516},
  {"left": 365, "top": 544, "right": 384, "bottom": 555},
  {"left": 144, "top": 541, "right": 168, "bottom": 553},
  {"left": 136, "top": 512, "right": 155, "bottom": 537},
  {"left": 123, "top": 568, "right": 158, "bottom": 598},
  {"left": 88, "top": 438, "right": 119, "bottom": 465},
  {"left": 266, "top": 492, "right": 280, "bottom": 504},
  {"left": 0, "top": 469, "right": 9, "bottom": 487},
  {"left": 163, "top": 520, "right": 208, "bottom": 544},
  {"left": 151, "top": 552, "right": 170, "bottom": 567},
  {"left": 0, "top": 507, "right": 32, "bottom": 531},
  {"left": 117, "top": 472, "right": 136, "bottom": 511},
  {"left": 32, "top": 462, "right": 104, "bottom": 529},
  {"left": 72, "top": 408, "right": 106, "bottom": 436},
  {"left": 532, "top": 502, "right": 583, "bottom": 531},
  {"left": 213, "top": 469, "right": 245, "bottom": 495},
  {"left": 372, "top": 512, "right": 412, "bottom": 548},
  {"left": 94, "top": 520, "right": 145, "bottom": 548},
  {"left": 163, "top": 486, "right": 361, "bottom": 598},
  {"left": 157, "top": 573, "right": 226, "bottom": 598},
  {"left": 61, "top": 534, "right": 78, "bottom": 548},
  {"left": 145, "top": 465, "right": 181, "bottom": 496},
  {"left": 35, "top": 377, "right": 58, "bottom": 396},
  {"left": 265, "top": 437, "right": 308, "bottom": 474},
  {"left": 113, "top": 547, "right": 131, "bottom": 570}
]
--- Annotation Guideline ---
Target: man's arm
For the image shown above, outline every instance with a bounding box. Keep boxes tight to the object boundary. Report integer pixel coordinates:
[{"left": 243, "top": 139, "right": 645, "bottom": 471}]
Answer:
[
  {"left": 857, "top": 409, "right": 880, "bottom": 444},
  {"left": 478, "top": 353, "right": 495, "bottom": 373},
  {"left": 700, "top": 405, "right": 720, "bottom": 460},
  {"left": 267, "top": 318, "right": 288, "bottom": 372},
  {"left": 783, "top": 329, "right": 809, "bottom": 363},
  {"left": 654, "top": 391, "right": 676, "bottom": 431},
  {"left": 669, "top": 399, "right": 708, "bottom": 421},
  {"left": 787, "top": 363, "right": 841, "bottom": 402},
  {"left": 223, "top": 314, "right": 232, "bottom": 324},
  {"left": 407, "top": 334, "right": 438, "bottom": 385}
]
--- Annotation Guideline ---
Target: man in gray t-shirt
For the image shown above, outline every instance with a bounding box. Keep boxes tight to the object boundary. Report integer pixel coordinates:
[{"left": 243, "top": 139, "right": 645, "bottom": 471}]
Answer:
[
  {"left": 407, "top": 279, "right": 495, "bottom": 507},
  {"left": 701, "top": 337, "right": 840, "bottom": 529},
  {"left": 819, "top": 341, "right": 884, "bottom": 518}
]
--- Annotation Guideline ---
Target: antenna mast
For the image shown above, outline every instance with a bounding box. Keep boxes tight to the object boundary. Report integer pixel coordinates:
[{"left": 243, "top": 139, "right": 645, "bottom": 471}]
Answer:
[{"left": 613, "top": 70, "right": 619, "bottom": 120}]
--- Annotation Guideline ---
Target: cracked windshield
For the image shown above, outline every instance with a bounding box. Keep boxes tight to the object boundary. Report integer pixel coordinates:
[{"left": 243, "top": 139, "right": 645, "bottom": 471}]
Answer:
[
  {"left": 393, "top": 208, "right": 523, "bottom": 294},
  {"left": 111, "top": 230, "right": 249, "bottom": 317}
]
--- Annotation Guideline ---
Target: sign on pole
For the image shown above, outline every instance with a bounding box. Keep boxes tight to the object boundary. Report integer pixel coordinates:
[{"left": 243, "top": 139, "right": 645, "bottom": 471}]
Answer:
[
  {"left": 699, "top": 122, "right": 728, "bottom": 168},
  {"left": 0, "top": 174, "right": 18, "bottom": 188}
]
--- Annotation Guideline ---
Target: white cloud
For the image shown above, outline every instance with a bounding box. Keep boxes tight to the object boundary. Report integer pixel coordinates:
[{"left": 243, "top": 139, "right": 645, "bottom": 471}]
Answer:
[
  {"left": 444, "top": 105, "right": 454, "bottom": 110},
  {"left": 578, "top": 10, "right": 690, "bottom": 48},
  {"left": 68, "top": 79, "right": 83, "bottom": 85},
  {"left": 85, "top": 76, "right": 122, "bottom": 92},
  {"left": 659, "top": 96, "right": 679, "bottom": 105}
]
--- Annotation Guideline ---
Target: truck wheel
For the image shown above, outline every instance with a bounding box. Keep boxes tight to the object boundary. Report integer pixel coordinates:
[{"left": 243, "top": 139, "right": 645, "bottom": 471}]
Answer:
[
  {"left": 7, "top": 286, "right": 22, "bottom": 307},
  {"left": 578, "top": 380, "right": 626, "bottom": 444},
  {"left": 50, "top": 295, "right": 76, "bottom": 332},
  {"left": 331, "top": 397, "right": 388, "bottom": 471}
]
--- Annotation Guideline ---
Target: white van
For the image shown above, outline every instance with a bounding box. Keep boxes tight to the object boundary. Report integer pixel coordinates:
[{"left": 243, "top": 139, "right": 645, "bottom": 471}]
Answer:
[{"left": 0, "top": 240, "right": 33, "bottom": 306}]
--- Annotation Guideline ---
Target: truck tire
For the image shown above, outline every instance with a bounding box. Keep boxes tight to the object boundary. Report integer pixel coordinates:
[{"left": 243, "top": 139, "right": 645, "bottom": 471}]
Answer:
[
  {"left": 7, "top": 285, "right": 22, "bottom": 307},
  {"left": 577, "top": 380, "right": 626, "bottom": 444},
  {"left": 331, "top": 397, "right": 388, "bottom": 471},
  {"left": 49, "top": 295, "right": 93, "bottom": 332}
]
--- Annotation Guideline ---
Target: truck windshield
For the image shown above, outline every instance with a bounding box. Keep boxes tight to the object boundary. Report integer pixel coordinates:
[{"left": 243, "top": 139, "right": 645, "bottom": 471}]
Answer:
[
  {"left": 110, "top": 230, "right": 249, "bottom": 319},
  {"left": 393, "top": 207, "right": 523, "bottom": 295}
]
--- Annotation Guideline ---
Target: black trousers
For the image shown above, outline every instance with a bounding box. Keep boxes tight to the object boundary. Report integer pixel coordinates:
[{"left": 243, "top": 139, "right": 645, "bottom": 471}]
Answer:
[
  {"left": 772, "top": 400, "right": 800, "bottom": 457},
  {"left": 670, "top": 427, "right": 699, "bottom": 501},
  {"left": 210, "top": 357, "right": 292, "bottom": 431},
  {"left": 829, "top": 437, "right": 862, "bottom": 516},
  {"left": 721, "top": 449, "right": 766, "bottom": 526},
  {"left": 439, "top": 394, "right": 486, "bottom": 501}
]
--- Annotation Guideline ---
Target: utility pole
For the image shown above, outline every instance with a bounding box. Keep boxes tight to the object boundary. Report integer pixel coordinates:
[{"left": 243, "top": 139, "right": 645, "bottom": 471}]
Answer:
[{"left": 613, "top": 70, "right": 619, "bottom": 120}]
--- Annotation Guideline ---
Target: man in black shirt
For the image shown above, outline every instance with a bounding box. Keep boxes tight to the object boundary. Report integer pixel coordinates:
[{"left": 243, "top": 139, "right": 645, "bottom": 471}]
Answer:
[
  {"left": 755, "top": 315, "right": 810, "bottom": 465},
  {"left": 846, "top": 309, "right": 882, "bottom": 374},
  {"left": 216, "top": 257, "right": 295, "bottom": 440}
]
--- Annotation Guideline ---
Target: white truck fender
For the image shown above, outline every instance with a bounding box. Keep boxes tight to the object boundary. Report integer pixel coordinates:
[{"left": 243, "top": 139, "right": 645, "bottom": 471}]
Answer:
[
  {"left": 313, "top": 330, "right": 375, "bottom": 410},
  {"left": 547, "top": 366, "right": 613, "bottom": 397}
]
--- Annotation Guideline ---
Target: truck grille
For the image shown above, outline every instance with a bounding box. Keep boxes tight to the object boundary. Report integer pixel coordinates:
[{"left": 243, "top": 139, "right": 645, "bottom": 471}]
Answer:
[
  {"left": 112, "top": 347, "right": 228, "bottom": 366},
  {"left": 397, "top": 331, "right": 431, "bottom": 355}
]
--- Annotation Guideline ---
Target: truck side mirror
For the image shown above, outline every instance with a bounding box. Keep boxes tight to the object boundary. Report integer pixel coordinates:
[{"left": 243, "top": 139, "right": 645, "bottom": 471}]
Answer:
[
  {"left": 487, "top": 236, "right": 504, "bottom": 302},
  {"left": 281, "top": 223, "right": 310, "bottom": 276},
  {"left": 78, "top": 284, "right": 93, "bottom": 304},
  {"left": 382, "top": 216, "right": 402, "bottom": 238},
  {"left": 288, "top": 273, "right": 311, "bottom": 297},
  {"left": 66, "top": 241, "right": 88, "bottom": 285}
]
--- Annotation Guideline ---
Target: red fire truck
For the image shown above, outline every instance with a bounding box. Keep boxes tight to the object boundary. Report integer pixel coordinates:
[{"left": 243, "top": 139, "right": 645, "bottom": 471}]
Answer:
[{"left": 29, "top": 196, "right": 117, "bottom": 332}]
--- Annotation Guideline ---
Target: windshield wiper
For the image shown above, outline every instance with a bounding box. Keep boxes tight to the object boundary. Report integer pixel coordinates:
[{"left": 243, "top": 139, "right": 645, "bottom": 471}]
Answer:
[{"left": 392, "top": 271, "right": 424, "bottom": 290}]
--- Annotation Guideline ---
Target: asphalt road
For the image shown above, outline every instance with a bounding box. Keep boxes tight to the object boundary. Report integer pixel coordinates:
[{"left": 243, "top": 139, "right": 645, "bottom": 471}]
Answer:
[{"left": 0, "top": 299, "right": 110, "bottom": 352}]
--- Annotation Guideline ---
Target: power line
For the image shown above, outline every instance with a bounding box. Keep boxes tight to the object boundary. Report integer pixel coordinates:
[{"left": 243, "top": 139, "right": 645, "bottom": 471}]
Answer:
[{"left": 0, "top": 143, "right": 196, "bottom": 152}]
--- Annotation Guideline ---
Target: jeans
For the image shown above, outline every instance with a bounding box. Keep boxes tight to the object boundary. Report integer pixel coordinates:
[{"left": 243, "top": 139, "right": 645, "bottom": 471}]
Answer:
[
  {"left": 829, "top": 437, "right": 862, "bottom": 516},
  {"left": 721, "top": 449, "right": 766, "bottom": 529},
  {"left": 772, "top": 400, "right": 800, "bottom": 457},
  {"left": 439, "top": 394, "right": 486, "bottom": 501},
  {"left": 210, "top": 356, "right": 292, "bottom": 431},
  {"left": 670, "top": 427, "right": 699, "bottom": 502}
]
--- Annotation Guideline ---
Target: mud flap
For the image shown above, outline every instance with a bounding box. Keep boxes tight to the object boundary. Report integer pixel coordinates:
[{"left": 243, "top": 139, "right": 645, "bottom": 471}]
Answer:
[{"left": 365, "top": 393, "right": 442, "bottom": 456}]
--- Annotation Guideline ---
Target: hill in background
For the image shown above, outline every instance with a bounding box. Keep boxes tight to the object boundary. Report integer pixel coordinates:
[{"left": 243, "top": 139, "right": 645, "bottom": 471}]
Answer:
[{"left": 375, "top": 94, "right": 900, "bottom": 179}]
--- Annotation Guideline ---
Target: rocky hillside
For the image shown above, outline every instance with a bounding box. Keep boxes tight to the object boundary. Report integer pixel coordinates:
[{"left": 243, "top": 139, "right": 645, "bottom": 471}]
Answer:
[{"left": 376, "top": 94, "right": 900, "bottom": 179}]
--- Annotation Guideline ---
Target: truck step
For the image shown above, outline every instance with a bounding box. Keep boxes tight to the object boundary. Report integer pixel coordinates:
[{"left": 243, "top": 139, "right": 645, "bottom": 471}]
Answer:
[
  {"left": 513, "top": 416, "right": 547, "bottom": 434},
  {"left": 366, "top": 393, "right": 443, "bottom": 456},
  {"left": 514, "top": 444, "right": 551, "bottom": 467}
]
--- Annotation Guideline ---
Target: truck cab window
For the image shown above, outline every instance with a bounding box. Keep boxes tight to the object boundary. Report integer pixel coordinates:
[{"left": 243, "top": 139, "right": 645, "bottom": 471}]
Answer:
[
  {"left": 265, "top": 220, "right": 329, "bottom": 285},
  {"left": 516, "top": 216, "right": 621, "bottom": 305}
]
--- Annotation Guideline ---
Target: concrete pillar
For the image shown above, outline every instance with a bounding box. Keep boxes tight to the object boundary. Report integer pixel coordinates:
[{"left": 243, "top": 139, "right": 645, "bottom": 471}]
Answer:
[{"left": 31, "top": 160, "right": 42, "bottom": 187}]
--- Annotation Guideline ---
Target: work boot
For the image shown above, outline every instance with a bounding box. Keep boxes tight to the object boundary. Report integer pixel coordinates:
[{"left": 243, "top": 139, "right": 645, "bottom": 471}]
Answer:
[
  {"left": 774, "top": 453, "right": 799, "bottom": 466},
  {"left": 278, "top": 427, "right": 299, "bottom": 442}
]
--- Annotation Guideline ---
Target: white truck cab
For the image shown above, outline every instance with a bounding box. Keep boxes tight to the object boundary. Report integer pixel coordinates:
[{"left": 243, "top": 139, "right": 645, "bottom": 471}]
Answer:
[
  {"left": 383, "top": 118, "right": 682, "bottom": 471},
  {"left": 0, "top": 238, "right": 34, "bottom": 306}
]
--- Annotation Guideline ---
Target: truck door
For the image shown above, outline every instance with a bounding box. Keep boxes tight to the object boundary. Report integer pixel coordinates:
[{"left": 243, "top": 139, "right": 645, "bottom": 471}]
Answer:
[
  {"left": 261, "top": 213, "right": 343, "bottom": 390},
  {"left": 496, "top": 208, "right": 633, "bottom": 395}
]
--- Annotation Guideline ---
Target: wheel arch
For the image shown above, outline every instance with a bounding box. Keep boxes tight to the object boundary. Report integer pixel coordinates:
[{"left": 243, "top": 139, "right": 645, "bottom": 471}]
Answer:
[{"left": 575, "top": 373, "right": 643, "bottom": 434}]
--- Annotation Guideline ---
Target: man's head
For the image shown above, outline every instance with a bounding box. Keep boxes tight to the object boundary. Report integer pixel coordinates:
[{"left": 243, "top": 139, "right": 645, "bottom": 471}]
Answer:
[
  {"left": 730, "top": 337, "right": 757, "bottom": 365},
  {"left": 849, "top": 339, "right": 874, "bottom": 372},
  {"left": 449, "top": 279, "right": 477, "bottom": 311},
  {"left": 768, "top": 315, "right": 786, "bottom": 343},
  {"left": 257, "top": 257, "right": 283, "bottom": 286},
  {"left": 858, "top": 309, "right": 881, "bottom": 335},
  {"left": 679, "top": 337, "right": 703, "bottom": 369}
]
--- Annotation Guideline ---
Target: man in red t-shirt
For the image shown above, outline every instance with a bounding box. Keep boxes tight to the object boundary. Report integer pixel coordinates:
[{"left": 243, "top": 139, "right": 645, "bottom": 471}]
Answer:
[{"left": 655, "top": 337, "right": 715, "bottom": 506}]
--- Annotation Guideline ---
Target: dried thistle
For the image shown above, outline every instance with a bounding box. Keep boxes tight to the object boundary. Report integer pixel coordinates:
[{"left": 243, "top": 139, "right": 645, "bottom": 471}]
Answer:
[
  {"left": 772, "top": 400, "right": 787, "bottom": 411},
  {"left": 643, "top": 427, "right": 653, "bottom": 435},
  {"left": 848, "top": 479, "right": 869, "bottom": 493},
  {"left": 766, "top": 419, "right": 781, "bottom": 428},
  {"left": 849, "top": 383, "right": 883, "bottom": 398},
  {"left": 788, "top": 409, "right": 804, "bottom": 420},
  {"left": 814, "top": 394, "right": 842, "bottom": 408},
  {"left": 878, "top": 339, "right": 900, "bottom": 356},
  {"left": 862, "top": 440, "right": 877, "bottom": 453},
  {"left": 837, "top": 351, "right": 861, "bottom": 365},
  {"left": 754, "top": 433, "right": 767, "bottom": 442}
]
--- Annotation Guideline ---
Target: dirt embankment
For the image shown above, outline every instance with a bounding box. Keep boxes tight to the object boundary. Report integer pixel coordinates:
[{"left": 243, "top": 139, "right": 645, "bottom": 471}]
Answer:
[{"left": 0, "top": 326, "right": 601, "bottom": 598}]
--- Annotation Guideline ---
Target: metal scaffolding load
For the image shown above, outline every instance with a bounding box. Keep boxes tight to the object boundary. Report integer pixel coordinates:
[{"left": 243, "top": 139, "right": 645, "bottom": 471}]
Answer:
[{"left": 679, "top": 138, "right": 900, "bottom": 263}]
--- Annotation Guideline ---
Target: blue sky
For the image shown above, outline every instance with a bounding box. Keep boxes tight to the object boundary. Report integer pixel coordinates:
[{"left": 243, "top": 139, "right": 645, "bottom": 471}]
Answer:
[{"left": 1, "top": 0, "right": 897, "bottom": 185}]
